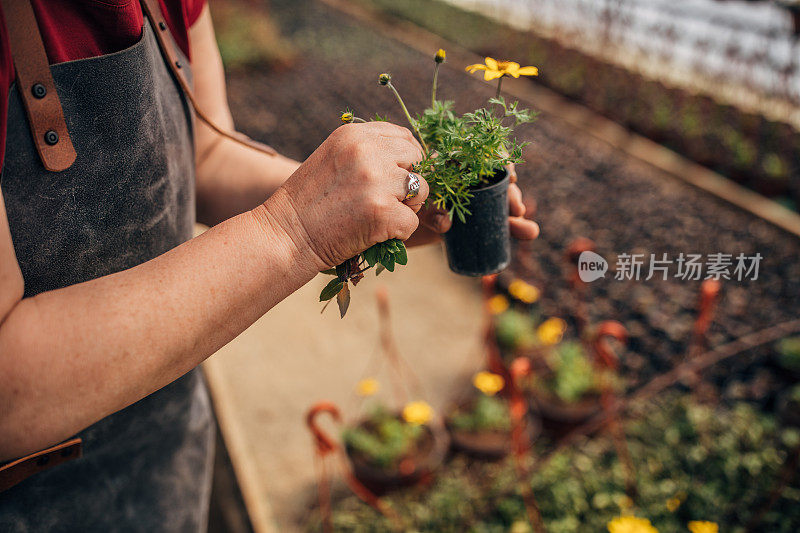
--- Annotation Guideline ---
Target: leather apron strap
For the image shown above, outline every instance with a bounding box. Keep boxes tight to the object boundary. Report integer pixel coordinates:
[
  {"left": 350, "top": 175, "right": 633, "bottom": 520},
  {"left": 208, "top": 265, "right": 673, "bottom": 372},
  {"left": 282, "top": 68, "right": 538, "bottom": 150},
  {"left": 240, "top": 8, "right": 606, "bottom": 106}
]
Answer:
[
  {"left": 139, "top": 0, "right": 276, "bottom": 156},
  {"left": 0, "top": 438, "right": 82, "bottom": 492},
  {"left": 1, "top": 0, "right": 77, "bottom": 171}
]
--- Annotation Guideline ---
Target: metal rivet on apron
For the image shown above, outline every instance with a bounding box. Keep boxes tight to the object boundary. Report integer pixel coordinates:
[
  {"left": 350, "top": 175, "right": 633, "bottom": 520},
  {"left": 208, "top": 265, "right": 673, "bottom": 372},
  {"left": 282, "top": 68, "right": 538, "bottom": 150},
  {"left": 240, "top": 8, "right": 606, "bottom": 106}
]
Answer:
[
  {"left": 44, "top": 130, "right": 59, "bottom": 145},
  {"left": 158, "top": 21, "right": 166, "bottom": 31},
  {"left": 31, "top": 83, "right": 47, "bottom": 99},
  {"left": 175, "top": 60, "right": 182, "bottom": 69}
]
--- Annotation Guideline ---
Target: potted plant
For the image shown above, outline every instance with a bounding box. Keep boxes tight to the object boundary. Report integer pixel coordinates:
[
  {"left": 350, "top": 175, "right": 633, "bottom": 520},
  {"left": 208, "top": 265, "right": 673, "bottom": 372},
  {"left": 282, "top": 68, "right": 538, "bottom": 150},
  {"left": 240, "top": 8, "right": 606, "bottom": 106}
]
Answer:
[
  {"left": 529, "top": 340, "right": 605, "bottom": 432},
  {"left": 320, "top": 50, "right": 538, "bottom": 315},
  {"left": 493, "top": 309, "right": 566, "bottom": 365},
  {"left": 342, "top": 398, "right": 449, "bottom": 494},
  {"left": 446, "top": 371, "right": 539, "bottom": 459},
  {"left": 528, "top": 320, "right": 626, "bottom": 435}
]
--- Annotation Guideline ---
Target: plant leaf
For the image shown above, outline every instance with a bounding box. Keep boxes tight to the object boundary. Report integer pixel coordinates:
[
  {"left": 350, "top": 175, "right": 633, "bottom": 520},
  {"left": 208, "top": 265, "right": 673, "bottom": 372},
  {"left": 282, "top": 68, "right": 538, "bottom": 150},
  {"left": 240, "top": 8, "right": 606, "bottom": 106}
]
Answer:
[
  {"left": 380, "top": 253, "right": 395, "bottom": 272},
  {"left": 376, "top": 264, "right": 386, "bottom": 276},
  {"left": 319, "top": 278, "right": 344, "bottom": 301},
  {"left": 335, "top": 263, "right": 348, "bottom": 281},
  {"left": 336, "top": 283, "right": 351, "bottom": 318},
  {"left": 321, "top": 268, "right": 337, "bottom": 276},
  {"left": 394, "top": 242, "right": 408, "bottom": 265},
  {"left": 363, "top": 245, "right": 379, "bottom": 267}
]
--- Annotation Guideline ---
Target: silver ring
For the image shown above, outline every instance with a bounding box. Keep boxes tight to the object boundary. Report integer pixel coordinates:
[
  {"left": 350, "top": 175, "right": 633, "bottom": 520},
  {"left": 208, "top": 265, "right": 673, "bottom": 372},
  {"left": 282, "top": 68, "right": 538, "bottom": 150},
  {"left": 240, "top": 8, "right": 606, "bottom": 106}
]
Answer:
[{"left": 405, "top": 172, "right": 420, "bottom": 200}]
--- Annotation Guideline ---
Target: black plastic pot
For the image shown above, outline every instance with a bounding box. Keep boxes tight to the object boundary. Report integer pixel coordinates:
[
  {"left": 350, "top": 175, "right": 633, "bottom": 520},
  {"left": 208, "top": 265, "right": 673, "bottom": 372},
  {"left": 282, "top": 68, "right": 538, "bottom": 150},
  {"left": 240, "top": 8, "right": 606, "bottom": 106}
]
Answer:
[{"left": 443, "top": 169, "right": 510, "bottom": 276}]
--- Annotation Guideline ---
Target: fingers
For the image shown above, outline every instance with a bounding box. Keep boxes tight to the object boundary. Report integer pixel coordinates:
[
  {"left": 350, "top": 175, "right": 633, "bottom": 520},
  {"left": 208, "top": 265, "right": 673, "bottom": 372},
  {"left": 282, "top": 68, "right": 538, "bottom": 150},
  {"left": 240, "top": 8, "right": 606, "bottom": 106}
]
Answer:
[
  {"left": 508, "top": 183, "right": 526, "bottom": 217},
  {"left": 419, "top": 205, "right": 452, "bottom": 234},
  {"left": 388, "top": 203, "right": 421, "bottom": 241},
  {"left": 392, "top": 169, "right": 429, "bottom": 213},
  {"left": 505, "top": 162, "right": 518, "bottom": 184},
  {"left": 510, "top": 216, "right": 540, "bottom": 240},
  {"left": 385, "top": 140, "right": 424, "bottom": 170}
]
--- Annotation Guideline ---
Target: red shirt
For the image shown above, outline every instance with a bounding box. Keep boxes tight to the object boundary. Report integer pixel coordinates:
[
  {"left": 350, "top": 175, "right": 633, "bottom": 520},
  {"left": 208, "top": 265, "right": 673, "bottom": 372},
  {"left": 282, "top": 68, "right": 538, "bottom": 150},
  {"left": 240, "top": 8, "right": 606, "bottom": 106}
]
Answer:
[{"left": 0, "top": 0, "right": 206, "bottom": 174}]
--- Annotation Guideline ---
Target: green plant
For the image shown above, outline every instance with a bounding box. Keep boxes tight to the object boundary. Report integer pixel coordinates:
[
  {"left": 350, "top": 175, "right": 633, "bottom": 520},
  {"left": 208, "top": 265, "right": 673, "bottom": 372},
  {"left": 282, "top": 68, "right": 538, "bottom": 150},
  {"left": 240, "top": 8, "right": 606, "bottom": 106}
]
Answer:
[
  {"left": 320, "top": 52, "right": 536, "bottom": 316},
  {"left": 776, "top": 336, "right": 800, "bottom": 372},
  {"left": 543, "top": 340, "right": 600, "bottom": 403},
  {"left": 449, "top": 394, "right": 512, "bottom": 433},
  {"left": 494, "top": 309, "right": 538, "bottom": 353},
  {"left": 342, "top": 406, "right": 424, "bottom": 469},
  {"left": 210, "top": 0, "right": 295, "bottom": 71}
]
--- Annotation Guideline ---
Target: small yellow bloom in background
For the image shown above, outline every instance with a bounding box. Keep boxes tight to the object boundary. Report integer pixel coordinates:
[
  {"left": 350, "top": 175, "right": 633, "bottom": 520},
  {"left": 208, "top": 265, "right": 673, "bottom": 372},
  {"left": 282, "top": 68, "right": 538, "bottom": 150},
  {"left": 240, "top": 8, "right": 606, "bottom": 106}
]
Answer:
[
  {"left": 666, "top": 497, "right": 681, "bottom": 512},
  {"left": 508, "top": 279, "right": 540, "bottom": 304},
  {"left": 607, "top": 516, "right": 659, "bottom": 533},
  {"left": 340, "top": 111, "right": 354, "bottom": 124},
  {"left": 687, "top": 521, "right": 718, "bottom": 533},
  {"left": 487, "top": 294, "right": 510, "bottom": 315},
  {"left": 473, "top": 371, "right": 505, "bottom": 396},
  {"left": 402, "top": 400, "right": 434, "bottom": 425},
  {"left": 356, "top": 377, "right": 379, "bottom": 397},
  {"left": 466, "top": 57, "right": 539, "bottom": 81},
  {"left": 435, "top": 48, "right": 446, "bottom": 63},
  {"left": 378, "top": 73, "right": 391, "bottom": 85},
  {"left": 537, "top": 317, "right": 567, "bottom": 345}
]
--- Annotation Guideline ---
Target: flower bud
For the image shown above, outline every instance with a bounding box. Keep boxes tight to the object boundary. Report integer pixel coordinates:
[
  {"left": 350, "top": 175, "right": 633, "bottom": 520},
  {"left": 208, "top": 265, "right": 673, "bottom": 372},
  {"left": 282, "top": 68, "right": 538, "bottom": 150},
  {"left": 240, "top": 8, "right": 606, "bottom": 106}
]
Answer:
[
  {"left": 340, "top": 111, "right": 354, "bottom": 124},
  {"left": 434, "top": 48, "right": 446, "bottom": 63},
  {"left": 378, "top": 73, "right": 391, "bottom": 85}
]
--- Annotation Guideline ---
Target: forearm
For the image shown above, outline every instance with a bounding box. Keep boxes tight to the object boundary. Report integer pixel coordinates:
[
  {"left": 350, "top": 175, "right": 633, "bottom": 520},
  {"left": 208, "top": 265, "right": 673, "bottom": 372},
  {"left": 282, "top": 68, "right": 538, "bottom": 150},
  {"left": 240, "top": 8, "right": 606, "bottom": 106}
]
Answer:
[
  {"left": 0, "top": 190, "right": 317, "bottom": 460},
  {"left": 195, "top": 136, "right": 301, "bottom": 226}
]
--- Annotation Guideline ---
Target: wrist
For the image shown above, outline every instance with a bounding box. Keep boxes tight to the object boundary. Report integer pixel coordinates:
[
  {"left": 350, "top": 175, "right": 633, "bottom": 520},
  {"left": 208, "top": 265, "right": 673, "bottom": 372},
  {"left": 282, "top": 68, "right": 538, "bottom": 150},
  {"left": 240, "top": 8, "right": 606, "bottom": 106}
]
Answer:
[{"left": 249, "top": 187, "right": 327, "bottom": 275}]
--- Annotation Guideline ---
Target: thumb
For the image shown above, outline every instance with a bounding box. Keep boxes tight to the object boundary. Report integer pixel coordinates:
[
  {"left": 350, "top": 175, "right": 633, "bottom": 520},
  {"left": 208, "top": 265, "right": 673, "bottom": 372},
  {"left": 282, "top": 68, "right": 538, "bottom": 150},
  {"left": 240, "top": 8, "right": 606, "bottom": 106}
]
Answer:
[{"left": 420, "top": 206, "right": 452, "bottom": 234}]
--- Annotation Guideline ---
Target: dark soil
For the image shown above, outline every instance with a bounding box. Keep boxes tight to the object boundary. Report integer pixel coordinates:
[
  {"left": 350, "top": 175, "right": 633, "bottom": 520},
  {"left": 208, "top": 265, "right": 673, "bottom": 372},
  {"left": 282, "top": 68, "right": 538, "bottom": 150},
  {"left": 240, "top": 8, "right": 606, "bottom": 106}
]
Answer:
[{"left": 225, "top": 0, "right": 800, "bottom": 405}]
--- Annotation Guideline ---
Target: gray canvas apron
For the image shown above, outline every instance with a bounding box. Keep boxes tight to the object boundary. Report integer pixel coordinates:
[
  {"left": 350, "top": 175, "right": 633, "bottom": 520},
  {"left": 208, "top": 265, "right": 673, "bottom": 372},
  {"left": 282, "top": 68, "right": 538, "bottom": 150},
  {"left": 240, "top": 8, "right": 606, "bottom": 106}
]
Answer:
[{"left": 0, "top": 13, "right": 214, "bottom": 533}]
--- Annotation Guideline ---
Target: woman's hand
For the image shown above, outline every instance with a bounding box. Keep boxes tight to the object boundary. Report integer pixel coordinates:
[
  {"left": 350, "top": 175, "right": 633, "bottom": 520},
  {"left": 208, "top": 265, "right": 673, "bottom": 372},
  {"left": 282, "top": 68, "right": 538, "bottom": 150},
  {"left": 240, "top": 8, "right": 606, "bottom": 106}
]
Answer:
[
  {"left": 409, "top": 163, "right": 539, "bottom": 246},
  {"left": 267, "top": 122, "right": 429, "bottom": 270}
]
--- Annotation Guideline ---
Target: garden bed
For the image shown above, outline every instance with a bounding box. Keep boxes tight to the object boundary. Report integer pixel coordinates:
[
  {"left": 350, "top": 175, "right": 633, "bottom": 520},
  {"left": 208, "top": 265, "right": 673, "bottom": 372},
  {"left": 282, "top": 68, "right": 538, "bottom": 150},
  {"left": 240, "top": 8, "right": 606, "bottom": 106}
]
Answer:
[{"left": 348, "top": 0, "right": 800, "bottom": 207}]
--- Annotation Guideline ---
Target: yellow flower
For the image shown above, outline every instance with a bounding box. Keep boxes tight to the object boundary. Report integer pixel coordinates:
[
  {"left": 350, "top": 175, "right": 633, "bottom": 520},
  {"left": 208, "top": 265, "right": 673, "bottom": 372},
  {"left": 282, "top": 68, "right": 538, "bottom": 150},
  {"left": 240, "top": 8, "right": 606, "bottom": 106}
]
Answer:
[
  {"left": 508, "top": 279, "right": 540, "bottom": 304},
  {"left": 688, "top": 521, "right": 718, "bottom": 533},
  {"left": 607, "top": 516, "right": 659, "bottom": 533},
  {"left": 466, "top": 57, "right": 539, "bottom": 81},
  {"left": 666, "top": 497, "right": 681, "bottom": 512},
  {"left": 402, "top": 400, "right": 434, "bottom": 425},
  {"left": 487, "top": 294, "right": 510, "bottom": 315},
  {"left": 378, "top": 73, "right": 391, "bottom": 85},
  {"left": 435, "top": 48, "right": 446, "bottom": 63},
  {"left": 356, "top": 378, "right": 379, "bottom": 396},
  {"left": 537, "top": 317, "right": 567, "bottom": 345},
  {"left": 473, "top": 371, "right": 505, "bottom": 396},
  {"left": 340, "top": 111, "right": 354, "bottom": 124}
]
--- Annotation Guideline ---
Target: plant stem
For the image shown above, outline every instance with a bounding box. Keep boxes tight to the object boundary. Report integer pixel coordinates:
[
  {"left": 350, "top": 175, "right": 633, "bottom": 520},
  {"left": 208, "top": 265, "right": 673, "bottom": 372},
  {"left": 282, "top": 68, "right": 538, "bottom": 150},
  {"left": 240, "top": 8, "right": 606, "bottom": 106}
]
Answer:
[
  {"left": 387, "top": 81, "right": 429, "bottom": 155},
  {"left": 353, "top": 117, "right": 368, "bottom": 123},
  {"left": 432, "top": 63, "right": 440, "bottom": 108},
  {"left": 495, "top": 77, "right": 503, "bottom": 99}
]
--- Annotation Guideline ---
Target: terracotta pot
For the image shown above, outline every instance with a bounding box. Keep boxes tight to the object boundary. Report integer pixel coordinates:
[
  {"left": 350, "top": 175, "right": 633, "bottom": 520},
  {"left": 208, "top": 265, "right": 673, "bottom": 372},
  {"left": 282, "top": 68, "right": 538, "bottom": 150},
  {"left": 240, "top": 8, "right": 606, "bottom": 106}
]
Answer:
[
  {"left": 529, "top": 389, "right": 600, "bottom": 437},
  {"left": 446, "top": 411, "right": 541, "bottom": 460},
  {"left": 345, "top": 417, "right": 449, "bottom": 494}
]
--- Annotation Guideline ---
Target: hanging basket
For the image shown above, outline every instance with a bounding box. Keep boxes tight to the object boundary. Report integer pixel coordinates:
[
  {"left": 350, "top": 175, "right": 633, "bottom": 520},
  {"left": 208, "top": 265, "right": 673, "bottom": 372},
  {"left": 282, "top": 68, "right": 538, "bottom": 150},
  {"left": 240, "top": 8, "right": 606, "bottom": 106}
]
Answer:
[
  {"left": 344, "top": 415, "right": 449, "bottom": 494},
  {"left": 445, "top": 400, "right": 541, "bottom": 460}
]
